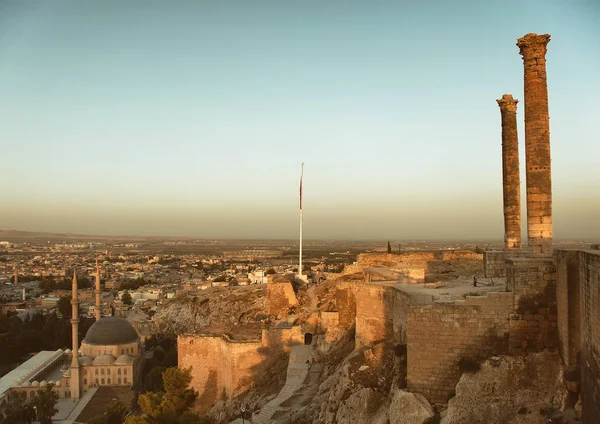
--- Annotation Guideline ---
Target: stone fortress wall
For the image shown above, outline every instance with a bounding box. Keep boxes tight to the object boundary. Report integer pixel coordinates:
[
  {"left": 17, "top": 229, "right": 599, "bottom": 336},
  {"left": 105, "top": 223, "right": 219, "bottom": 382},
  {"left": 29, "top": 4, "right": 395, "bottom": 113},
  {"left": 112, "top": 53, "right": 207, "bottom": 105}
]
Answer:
[
  {"left": 406, "top": 292, "right": 513, "bottom": 404},
  {"left": 554, "top": 249, "right": 600, "bottom": 423}
]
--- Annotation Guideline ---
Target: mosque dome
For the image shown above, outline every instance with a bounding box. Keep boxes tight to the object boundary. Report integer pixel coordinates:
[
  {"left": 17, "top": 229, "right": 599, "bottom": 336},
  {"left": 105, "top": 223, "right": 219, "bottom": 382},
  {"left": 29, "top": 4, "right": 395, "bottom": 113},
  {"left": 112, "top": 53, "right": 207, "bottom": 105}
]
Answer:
[
  {"left": 79, "top": 355, "right": 93, "bottom": 366},
  {"left": 115, "top": 355, "right": 135, "bottom": 365},
  {"left": 93, "top": 355, "right": 116, "bottom": 365},
  {"left": 83, "top": 317, "right": 139, "bottom": 345}
]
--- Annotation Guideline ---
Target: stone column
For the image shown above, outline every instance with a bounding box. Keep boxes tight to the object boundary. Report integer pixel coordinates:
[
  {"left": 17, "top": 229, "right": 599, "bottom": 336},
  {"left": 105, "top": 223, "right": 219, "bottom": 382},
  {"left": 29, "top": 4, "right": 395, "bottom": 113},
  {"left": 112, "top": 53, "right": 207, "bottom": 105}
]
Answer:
[
  {"left": 497, "top": 94, "right": 521, "bottom": 249},
  {"left": 517, "top": 33, "right": 552, "bottom": 255}
]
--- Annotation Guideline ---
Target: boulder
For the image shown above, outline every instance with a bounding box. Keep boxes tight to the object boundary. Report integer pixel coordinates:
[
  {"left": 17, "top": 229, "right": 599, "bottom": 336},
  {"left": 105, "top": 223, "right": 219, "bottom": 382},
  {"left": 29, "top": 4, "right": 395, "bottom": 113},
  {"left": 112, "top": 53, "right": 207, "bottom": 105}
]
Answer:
[
  {"left": 336, "top": 388, "right": 388, "bottom": 424},
  {"left": 389, "top": 390, "right": 435, "bottom": 424},
  {"left": 441, "top": 351, "right": 562, "bottom": 424}
]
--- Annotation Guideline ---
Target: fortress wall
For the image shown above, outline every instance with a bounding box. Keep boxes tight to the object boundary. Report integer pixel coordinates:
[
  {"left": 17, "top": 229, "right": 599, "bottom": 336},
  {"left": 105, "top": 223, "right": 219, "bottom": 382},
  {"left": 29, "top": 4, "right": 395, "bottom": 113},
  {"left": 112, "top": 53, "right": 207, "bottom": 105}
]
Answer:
[
  {"left": 319, "top": 311, "right": 340, "bottom": 332},
  {"left": 483, "top": 251, "right": 507, "bottom": 278},
  {"left": 506, "top": 257, "right": 558, "bottom": 354},
  {"left": 178, "top": 335, "right": 263, "bottom": 413},
  {"left": 406, "top": 292, "right": 512, "bottom": 405},
  {"left": 356, "top": 251, "right": 482, "bottom": 268},
  {"left": 336, "top": 283, "right": 358, "bottom": 329},
  {"left": 554, "top": 250, "right": 582, "bottom": 371},
  {"left": 262, "top": 327, "right": 304, "bottom": 351},
  {"left": 354, "top": 283, "right": 410, "bottom": 350},
  {"left": 267, "top": 281, "right": 298, "bottom": 318},
  {"left": 580, "top": 250, "right": 600, "bottom": 423},
  {"left": 354, "top": 284, "right": 395, "bottom": 350}
]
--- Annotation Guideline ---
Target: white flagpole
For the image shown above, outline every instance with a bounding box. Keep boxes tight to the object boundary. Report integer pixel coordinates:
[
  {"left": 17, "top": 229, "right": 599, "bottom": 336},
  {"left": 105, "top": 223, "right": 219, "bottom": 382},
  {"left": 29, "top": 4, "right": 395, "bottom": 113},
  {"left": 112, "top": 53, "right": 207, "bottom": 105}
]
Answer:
[{"left": 299, "top": 163, "right": 304, "bottom": 281}]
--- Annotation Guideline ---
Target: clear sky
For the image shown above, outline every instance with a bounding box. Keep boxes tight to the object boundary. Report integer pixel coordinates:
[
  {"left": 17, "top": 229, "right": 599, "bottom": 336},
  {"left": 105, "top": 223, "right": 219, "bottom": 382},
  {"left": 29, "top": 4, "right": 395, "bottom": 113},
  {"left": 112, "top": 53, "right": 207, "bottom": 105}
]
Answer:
[{"left": 1, "top": 0, "right": 599, "bottom": 240}]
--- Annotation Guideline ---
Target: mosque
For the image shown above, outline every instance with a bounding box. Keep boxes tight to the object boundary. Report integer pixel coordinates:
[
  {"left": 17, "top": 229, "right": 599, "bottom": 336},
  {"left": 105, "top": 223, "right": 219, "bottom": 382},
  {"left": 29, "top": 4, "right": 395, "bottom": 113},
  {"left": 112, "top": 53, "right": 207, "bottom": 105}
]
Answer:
[{"left": 0, "top": 262, "right": 144, "bottom": 403}]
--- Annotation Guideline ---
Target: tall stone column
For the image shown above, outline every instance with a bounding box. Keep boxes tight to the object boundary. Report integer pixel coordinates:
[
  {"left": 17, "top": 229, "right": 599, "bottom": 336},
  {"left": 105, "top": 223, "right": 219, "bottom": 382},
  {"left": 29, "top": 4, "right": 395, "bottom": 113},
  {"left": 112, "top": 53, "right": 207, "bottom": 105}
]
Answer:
[
  {"left": 497, "top": 94, "right": 521, "bottom": 249},
  {"left": 517, "top": 33, "right": 552, "bottom": 255}
]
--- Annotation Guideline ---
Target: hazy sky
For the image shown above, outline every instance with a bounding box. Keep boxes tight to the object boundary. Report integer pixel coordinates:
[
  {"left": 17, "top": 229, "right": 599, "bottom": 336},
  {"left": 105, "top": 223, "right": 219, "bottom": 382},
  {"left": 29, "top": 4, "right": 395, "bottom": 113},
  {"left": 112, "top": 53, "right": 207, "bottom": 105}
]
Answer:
[{"left": 1, "top": 1, "right": 599, "bottom": 240}]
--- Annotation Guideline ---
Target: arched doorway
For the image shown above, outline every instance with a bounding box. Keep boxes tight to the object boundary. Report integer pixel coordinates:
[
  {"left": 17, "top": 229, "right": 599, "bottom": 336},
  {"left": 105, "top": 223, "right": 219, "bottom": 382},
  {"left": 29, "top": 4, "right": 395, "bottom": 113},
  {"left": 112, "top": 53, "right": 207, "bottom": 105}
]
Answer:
[{"left": 304, "top": 333, "right": 313, "bottom": 345}]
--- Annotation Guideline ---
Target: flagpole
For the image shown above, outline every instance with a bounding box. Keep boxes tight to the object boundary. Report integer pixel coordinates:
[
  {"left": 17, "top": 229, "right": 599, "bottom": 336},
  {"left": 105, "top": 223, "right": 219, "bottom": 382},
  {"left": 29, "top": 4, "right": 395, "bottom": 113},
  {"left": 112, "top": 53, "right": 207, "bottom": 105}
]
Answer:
[{"left": 298, "top": 163, "right": 304, "bottom": 281}]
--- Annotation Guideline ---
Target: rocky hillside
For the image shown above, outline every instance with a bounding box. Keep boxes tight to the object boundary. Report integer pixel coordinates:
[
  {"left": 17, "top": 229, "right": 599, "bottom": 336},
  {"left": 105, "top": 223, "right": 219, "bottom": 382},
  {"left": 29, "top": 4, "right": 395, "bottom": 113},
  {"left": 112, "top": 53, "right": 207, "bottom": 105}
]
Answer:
[{"left": 153, "top": 285, "right": 268, "bottom": 337}]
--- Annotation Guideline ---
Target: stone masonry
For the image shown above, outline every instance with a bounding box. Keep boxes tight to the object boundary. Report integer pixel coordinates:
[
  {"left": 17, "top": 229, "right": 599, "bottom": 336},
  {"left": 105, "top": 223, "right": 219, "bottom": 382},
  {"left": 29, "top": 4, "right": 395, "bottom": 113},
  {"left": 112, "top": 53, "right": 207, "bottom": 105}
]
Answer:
[
  {"left": 497, "top": 94, "right": 522, "bottom": 249},
  {"left": 517, "top": 33, "right": 553, "bottom": 256}
]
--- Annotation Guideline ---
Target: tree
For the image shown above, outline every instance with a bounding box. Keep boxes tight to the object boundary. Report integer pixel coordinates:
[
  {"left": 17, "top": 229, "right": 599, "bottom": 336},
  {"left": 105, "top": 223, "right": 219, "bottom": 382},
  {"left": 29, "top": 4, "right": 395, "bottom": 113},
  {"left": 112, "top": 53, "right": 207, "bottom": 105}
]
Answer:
[
  {"left": 265, "top": 268, "right": 276, "bottom": 275},
  {"left": 387, "top": 241, "right": 392, "bottom": 254},
  {"left": 57, "top": 296, "right": 71, "bottom": 318},
  {"left": 122, "top": 291, "right": 133, "bottom": 305},
  {"left": 88, "top": 400, "right": 127, "bottom": 424},
  {"left": 124, "top": 367, "right": 209, "bottom": 424},
  {"left": 0, "top": 391, "right": 35, "bottom": 424},
  {"left": 144, "top": 366, "right": 166, "bottom": 393},
  {"left": 32, "top": 383, "right": 59, "bottom": 424}
]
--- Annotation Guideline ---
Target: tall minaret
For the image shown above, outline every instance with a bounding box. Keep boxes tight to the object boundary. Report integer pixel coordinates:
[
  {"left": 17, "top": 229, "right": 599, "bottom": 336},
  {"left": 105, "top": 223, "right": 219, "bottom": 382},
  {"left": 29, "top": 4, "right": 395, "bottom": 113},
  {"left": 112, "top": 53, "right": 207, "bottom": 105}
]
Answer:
[
  {"left": 95, "top": 259, "right": 102, "bottom": 321},
  {"left": 14, "top": 266, "right": 18, "bottom": 285},
  {"left": 70, "top": 271, "right": 81, "bottom": 399}
]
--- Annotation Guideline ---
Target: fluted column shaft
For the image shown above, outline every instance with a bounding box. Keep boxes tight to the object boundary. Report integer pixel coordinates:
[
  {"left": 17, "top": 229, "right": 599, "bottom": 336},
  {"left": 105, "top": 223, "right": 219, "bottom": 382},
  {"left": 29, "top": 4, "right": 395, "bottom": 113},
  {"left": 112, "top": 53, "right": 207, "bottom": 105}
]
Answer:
[
  {"left": 517, "top": 33, "right": 553, "bottom": 256},
  {"left": 497, "top": 94, "right": 521, "bottom": 249}
]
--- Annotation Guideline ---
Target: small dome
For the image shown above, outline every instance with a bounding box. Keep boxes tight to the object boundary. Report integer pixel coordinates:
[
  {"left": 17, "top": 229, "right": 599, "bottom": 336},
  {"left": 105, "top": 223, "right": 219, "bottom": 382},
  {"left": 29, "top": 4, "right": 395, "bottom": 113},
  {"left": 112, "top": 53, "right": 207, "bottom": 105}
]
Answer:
[
  {"left": 57, "top": 348, "right": 64, "bottom": 353},
  {"left": 115, "top": 355, "right": 135, "bottom": 365},
  {"left": 22, "top": 381, "right": 31, "bottom": 387},
  {"left": 65, "top": 349, "right": 72, "bottom": 353},
  {"left": 40, "top": 381, "right": 47, "bottom": 386},
  {"left": 55, "top": 381, "right": 61, "bottom": 387},
  {"left": 31, "top": 381, "right": 40, "bottom": 387},
  {"left": 83, "top": 317, "right": 139, "bottom": 345},
  {"left": 79, "top": 355, "right": 93, "bottom": 365},
  {"left": 93, "top": 354, "right": 115, "bottom": 365}
]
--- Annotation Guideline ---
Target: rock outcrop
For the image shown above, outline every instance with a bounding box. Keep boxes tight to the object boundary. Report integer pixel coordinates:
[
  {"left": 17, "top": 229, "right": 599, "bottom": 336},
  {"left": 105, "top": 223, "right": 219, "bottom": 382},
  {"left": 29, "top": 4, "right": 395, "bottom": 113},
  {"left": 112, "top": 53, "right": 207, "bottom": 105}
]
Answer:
[
  {"left": 441, "top": 351, "right": 563, "bottom": 424},
  {"left": 390, "top": 390, "right": 435, "bottom": 424},
  {"left": 153, "top": 285, "right": 267, "bottom": 335}
]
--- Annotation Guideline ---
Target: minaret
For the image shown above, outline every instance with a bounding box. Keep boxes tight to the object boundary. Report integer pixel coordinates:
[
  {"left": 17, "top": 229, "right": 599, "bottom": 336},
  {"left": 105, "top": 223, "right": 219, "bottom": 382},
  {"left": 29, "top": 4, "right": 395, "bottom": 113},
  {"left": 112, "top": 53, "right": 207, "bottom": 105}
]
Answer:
[
  {"left": 14, "top": 266, "right": 18, "bottom": 285},
  {"left": 70, "top": 271, "right": 81, "bottom": 399},
  {"left": 95, "top": 259, "right": 102, "bottom": 321}
]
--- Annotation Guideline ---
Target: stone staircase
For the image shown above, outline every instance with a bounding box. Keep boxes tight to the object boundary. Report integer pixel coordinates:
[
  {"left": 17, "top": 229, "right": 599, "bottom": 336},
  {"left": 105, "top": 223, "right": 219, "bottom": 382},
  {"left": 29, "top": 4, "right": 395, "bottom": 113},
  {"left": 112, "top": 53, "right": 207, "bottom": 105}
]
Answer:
[{"left": 252, "top": 345, "right": 312, "bottom": 424}]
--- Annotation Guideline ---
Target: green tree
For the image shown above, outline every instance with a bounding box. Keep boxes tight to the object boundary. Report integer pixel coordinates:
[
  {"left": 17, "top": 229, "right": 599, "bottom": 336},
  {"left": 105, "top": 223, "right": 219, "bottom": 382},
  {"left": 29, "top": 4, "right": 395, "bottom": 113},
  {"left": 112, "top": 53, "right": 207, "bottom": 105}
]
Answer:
[
  {"left": 57, "top": 296, "right": 71, "bottom": 318},
  {"left": 122, "top": 291, "right": 133, "bottom": 305},
  {"left": 32, "top": 383, "right": 59, "bottom": 424},
  {"left": 144, "top": 366, "right": 166, "bottom": 393},
  {"left": 0, "top": 391, "right": 35, "bottom": 424},
  {"left": 88, "top": 400, "right": 127, "bottom": 424},
  {"left": 124, "top": 367, "right": 210, "bottom": 424}
]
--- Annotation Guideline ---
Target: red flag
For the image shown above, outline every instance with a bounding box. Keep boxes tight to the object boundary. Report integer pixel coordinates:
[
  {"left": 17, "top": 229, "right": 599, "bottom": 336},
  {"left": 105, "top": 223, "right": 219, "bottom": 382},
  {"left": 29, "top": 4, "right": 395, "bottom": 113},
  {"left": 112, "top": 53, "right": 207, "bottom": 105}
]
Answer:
[{"left": 299, "top": 163, "right": 304, "bottom": 210}]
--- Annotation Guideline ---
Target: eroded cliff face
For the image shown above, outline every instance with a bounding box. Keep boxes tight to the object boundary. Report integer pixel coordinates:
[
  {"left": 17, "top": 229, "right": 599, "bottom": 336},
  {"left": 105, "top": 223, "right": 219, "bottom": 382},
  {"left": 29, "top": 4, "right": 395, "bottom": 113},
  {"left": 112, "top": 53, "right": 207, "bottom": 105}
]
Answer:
[
  {"left": 442, "top": 352, "right": 568, "bottom": 424},
  {"left": 153, "top": 285, "right": 267, "bottom": 337}
]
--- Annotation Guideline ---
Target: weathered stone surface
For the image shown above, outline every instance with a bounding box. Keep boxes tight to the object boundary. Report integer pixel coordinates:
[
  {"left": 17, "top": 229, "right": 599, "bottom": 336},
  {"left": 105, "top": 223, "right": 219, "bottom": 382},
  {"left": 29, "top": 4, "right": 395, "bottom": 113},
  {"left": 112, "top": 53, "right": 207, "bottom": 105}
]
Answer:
[
  {"left": 441, "top": 351, "right": 562, "bottom": 424},
  {"left": 153, "top": 285, "right": 266, "bottom": 335},
  {"left": 517, "top": 33, "right": 553, "bottom": 255},
  {"left": 336, "top": 387, "right": 389, "bottom": 424},
  {"left": 389, "top": 390, "right": 434, "bottom": 424},
  {"left": 497, "top": 94, "right": 522, "bottom": 249}
]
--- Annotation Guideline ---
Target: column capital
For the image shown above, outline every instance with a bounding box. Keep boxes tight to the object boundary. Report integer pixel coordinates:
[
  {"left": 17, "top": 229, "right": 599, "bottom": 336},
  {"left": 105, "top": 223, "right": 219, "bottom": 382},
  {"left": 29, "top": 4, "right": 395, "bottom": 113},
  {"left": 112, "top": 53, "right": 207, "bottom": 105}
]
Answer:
[
  {"left": 497, "top": 94, "right": 519, "bottom": 112},
  {"left": 517, "top": 33, "right": 551, "bottom": 59}
]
